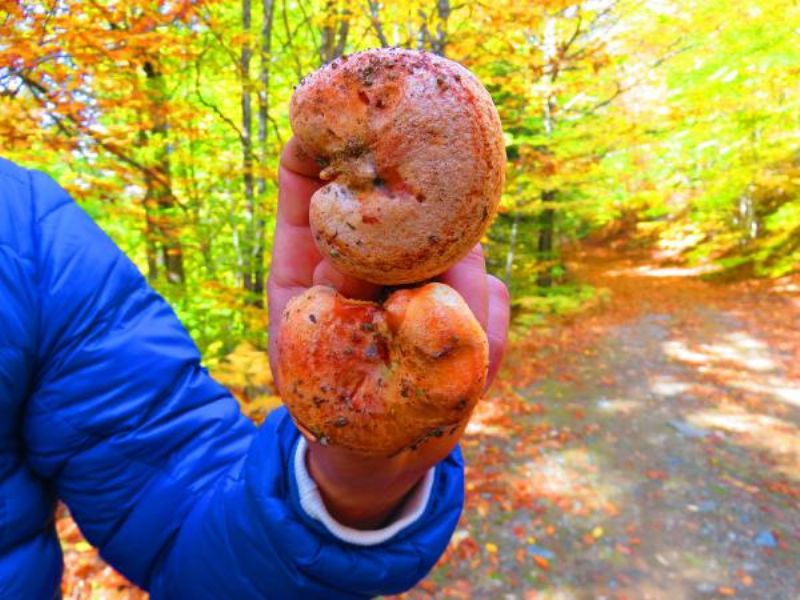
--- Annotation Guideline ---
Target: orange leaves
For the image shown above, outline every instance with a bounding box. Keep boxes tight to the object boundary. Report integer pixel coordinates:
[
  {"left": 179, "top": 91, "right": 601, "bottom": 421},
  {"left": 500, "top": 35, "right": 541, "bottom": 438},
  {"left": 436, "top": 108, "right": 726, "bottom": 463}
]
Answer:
[
  {"left": 404, "top": 244, "right": 800, "bottom": 598},
  {"left": 1, "top": 0, "right": 206, "bottom": 175},
  {"left": 580, "top": 527, "right": 604, "bottom": 546},
  {"left": 57, "top": 504, "right": 146, "bottom": 599},
  {"left": 532, "top": 554, "right": 551, "bottom": 571},
  {"left": 764, "top": 479, "right": 800, "bottom": 499},
  {"left": 209, "top": 342, "right": 279, "bottom": 424},
  {"left": 417, "top": 580, "right": 438, "bottom": 594},
  {"left": 738, "top": 573, "right": 754, "bottom": 587}
]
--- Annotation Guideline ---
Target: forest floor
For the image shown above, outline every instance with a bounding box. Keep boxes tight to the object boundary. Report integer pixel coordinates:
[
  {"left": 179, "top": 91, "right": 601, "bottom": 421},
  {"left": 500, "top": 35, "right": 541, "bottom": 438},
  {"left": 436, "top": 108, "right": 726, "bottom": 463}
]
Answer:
[
  {"left": 59, "top": 245, "right": 800, "bottom": 600},
  {"left": 392, "top": 245, "right": 800, "bottom": 600}
]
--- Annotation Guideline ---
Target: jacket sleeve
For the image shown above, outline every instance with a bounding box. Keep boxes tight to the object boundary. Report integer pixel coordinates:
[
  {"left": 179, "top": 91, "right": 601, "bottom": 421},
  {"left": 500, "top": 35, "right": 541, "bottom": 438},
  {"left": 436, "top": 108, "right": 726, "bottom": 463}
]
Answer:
[{"left": 22, "top": 169, "right": 464, "bottom": 599}]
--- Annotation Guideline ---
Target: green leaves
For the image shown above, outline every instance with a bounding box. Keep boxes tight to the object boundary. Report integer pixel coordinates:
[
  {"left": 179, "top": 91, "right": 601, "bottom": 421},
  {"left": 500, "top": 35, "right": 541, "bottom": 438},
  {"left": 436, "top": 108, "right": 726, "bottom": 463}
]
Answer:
[{"left": 1, "top": 0, "right": 797, "bottom": 360}]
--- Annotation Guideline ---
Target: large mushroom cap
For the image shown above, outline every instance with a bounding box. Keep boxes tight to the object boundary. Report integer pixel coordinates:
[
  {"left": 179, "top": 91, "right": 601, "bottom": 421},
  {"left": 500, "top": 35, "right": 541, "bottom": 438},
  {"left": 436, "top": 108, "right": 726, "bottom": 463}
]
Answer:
[
  {"left": 290, "top": 48, "right": 506, "bottom": 285},
  {"left": 277, "top": 283, "right": 489, "bottom": 456}
]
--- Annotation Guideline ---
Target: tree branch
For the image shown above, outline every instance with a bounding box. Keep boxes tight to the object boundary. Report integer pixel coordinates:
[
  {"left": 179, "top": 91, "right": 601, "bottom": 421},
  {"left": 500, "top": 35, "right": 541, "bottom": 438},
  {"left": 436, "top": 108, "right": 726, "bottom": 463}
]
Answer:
[
  {"left": 18, "top": 71, "right": 171, "bottom": 189},
  {"left": 365, "top": 0, "right": 390, "bottom": 47},
  {"left": 571, "top": 41, "right": 698, "bottom": 118},
  {"left": 194, "top": 49, "right": 245, "bottom": 143},
  {"left": 280, "top": 0, "right": 306, "bottom": 79}
]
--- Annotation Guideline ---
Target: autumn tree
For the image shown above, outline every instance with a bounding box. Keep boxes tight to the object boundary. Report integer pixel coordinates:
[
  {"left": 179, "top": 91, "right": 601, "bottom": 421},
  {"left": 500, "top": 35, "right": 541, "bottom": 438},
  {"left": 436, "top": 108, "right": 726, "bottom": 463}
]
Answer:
[
  {"left": 1, "top": 0, "right": 797, "bottom": 358},
  {"left": 1, "top": 1, "right": 204, "bottom": 284}
]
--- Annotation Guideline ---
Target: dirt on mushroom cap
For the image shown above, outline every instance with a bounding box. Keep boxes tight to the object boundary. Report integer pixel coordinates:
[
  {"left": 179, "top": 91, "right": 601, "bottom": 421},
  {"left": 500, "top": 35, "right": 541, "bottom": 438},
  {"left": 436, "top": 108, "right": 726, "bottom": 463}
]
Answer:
[
  {"left": 290, "top": 48, "right": 506, "bottom": 285},
  {"left": 277, "top": 283, "right": 489, "bottom": 456}
]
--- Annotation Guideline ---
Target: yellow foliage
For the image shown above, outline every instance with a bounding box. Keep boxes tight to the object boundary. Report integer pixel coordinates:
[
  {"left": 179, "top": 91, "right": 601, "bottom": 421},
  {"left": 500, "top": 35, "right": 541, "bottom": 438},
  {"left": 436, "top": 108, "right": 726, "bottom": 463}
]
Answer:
[{"left": 209, "top": 342, "right": 281, "bottom": 425}]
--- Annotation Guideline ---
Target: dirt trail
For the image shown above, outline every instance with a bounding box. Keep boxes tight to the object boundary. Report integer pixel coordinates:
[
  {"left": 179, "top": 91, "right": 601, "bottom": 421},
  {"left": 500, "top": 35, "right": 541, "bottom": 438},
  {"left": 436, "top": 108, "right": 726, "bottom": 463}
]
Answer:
[{"left": 397, "top": 248, "right": 800, "bottom": 600}]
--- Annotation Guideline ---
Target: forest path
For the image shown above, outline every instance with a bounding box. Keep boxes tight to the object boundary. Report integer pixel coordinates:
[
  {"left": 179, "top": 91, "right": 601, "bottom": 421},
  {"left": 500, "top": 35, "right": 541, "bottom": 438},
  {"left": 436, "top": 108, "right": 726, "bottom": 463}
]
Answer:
[{"left": 399, "top": 246, "right": 800, "bottom": 600}]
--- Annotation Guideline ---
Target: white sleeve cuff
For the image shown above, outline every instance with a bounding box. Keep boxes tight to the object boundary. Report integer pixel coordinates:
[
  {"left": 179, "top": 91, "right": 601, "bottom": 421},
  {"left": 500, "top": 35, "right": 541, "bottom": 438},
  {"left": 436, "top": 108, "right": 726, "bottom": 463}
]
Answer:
[{"left": 293, "top": 437, "right": 435, "bottom": 546}]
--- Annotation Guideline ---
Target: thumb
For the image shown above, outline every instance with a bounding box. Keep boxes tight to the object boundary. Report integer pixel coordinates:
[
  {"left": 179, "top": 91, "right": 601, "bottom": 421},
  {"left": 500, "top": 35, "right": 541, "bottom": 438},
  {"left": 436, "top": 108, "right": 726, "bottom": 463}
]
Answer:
[{"left": 312, "top": 259, "right": 382, "bottom": 301}]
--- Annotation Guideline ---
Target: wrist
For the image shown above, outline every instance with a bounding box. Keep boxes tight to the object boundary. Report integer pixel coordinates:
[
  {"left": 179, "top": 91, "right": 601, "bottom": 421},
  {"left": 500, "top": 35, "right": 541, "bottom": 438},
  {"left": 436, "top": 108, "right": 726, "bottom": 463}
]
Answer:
[
  {"left": 294, "top": 437, "right": 438, "bottom": 545},
  {"left": 305, "top": 441, "right": 426, "bottom": 530}
]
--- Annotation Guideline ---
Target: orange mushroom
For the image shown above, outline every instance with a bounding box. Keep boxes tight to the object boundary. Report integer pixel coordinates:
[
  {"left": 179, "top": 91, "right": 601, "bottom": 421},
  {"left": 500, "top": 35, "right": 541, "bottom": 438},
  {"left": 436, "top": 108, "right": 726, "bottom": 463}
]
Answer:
[
  {"left": 277, "top": 284, "right": 488, "bottom": 456},
  {"left": 290, "top": 48, "right": 506, "bottom": 285}
]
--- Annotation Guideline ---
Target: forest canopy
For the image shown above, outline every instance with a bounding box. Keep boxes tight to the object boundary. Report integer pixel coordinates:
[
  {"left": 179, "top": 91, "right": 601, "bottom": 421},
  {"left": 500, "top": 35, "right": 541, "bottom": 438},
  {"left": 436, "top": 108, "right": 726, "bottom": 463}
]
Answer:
[{"left": 2, "top": 0, "right": 798, "bottom": 358}]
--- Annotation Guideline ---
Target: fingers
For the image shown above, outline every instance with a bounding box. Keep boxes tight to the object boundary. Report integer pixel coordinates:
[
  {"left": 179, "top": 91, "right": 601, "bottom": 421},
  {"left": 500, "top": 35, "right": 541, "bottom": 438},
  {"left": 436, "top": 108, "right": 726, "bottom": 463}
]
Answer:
[
  {"left": 270, "top": 137, "right": 325, "bottom": 290},
  {"left": 269, "top": 138, "right": 325, "bottom": 391},
  {"left": 267, "top": 279, "right": 306, "bottom": 393},
  {"left": 312, "top": 260, "right": 382, "bottom": 301},
  {"left": 270, "top": 139, "right": 510, "bottom": 394},
  {"left": 281, "top": 136, "right": 321, "bottom": 178},
  {"left": 437, "top": 245, "right": 508, "bottom": 388},
  {"left": 277, "top": 138, "right": 323, "bottom": 227},
  {"left": 438, "top": 244, "right": 489, "bottom": 330},
  {"left": 485, "top": 275, "right": 510, "bottom": 389}
]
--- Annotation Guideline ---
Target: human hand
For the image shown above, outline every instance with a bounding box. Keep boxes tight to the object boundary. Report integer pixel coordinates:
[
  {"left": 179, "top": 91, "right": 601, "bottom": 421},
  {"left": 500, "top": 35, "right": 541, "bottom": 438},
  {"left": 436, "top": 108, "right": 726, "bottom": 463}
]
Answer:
[{"left": 267, "top": 138, "right": 510, "bottom": 529}]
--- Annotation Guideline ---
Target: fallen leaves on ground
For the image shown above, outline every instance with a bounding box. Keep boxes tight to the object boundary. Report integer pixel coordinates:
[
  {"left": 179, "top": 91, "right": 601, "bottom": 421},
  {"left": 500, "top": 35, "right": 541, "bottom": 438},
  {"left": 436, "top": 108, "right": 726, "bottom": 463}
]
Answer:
[{"left": 59, "top": 247, "right": 800, "bottom": 599}]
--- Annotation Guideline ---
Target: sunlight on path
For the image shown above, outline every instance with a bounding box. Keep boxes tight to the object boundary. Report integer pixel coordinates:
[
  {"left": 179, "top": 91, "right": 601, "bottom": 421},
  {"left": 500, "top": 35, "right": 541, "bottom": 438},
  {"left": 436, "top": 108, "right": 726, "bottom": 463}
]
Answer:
[
  {"left": 391, "top": 249, "right": 800, "bottom": 600},
  {"left": 57, "top": 248, "right": 800, "bottom": 599}
]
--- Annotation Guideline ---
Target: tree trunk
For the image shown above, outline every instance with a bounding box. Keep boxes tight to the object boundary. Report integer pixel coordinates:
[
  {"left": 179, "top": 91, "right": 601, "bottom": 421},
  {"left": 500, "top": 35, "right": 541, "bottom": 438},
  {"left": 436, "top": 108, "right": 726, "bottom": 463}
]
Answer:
[
  {"left": 504, "top": 211, "right": 520, "bottom": 286},
  {"left": 537, "top": 190, "right": 556, "bottom": 288},
  {"left": 248, "top": 0, "right": 275, "bottom": 308},
  {"left": 143, "top": 198, "right": 160, "bottom": 282},
  {"left": 433, "top": 0, "right": 450, "bottom": 56},
  {"left": 738, "top": 189, "right": 757, "bottom": 244},
  {"left": 241, "top": 0, "right": 257, "bottom": 298},
  {"left": 367, "top": 0, "right": 390, "bottom": 47},
  {"left": 188, "top": 135, "right": 216, "bottom": 278},
  {"left": 536, "top": 16, "right": 558, "bottom": 289},
  {"left": 143, "top": 59, "right": 185, "bottom": 285},
  {"left": 320, "top": 0, "right": 350, "bottom": 64},
  {"left": 232, "top": 220, "right": 244, "bottom": 287},
  {"left": 419, "top": 0, "right": 451, "bottom": 56}
]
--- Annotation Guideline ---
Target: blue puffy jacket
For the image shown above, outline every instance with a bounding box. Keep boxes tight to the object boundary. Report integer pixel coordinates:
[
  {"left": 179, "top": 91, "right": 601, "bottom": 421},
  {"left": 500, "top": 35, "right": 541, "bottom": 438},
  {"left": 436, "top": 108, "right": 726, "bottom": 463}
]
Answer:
[{"left": 0, "top": 158, "right": 464, "bottom": 599}]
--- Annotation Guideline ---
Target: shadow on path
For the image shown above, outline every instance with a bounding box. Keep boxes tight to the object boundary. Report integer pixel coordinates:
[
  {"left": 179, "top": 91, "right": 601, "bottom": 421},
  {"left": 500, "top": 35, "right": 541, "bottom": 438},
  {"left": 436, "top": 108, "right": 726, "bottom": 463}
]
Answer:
[{"left": 394, "top": 248, "right": 800, "bottom": 600}]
